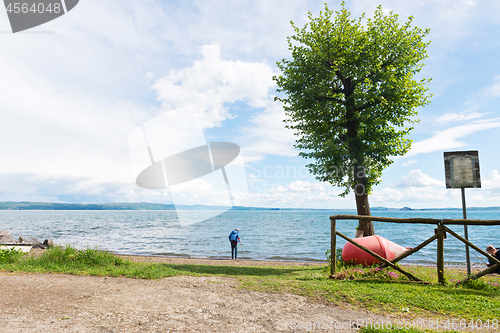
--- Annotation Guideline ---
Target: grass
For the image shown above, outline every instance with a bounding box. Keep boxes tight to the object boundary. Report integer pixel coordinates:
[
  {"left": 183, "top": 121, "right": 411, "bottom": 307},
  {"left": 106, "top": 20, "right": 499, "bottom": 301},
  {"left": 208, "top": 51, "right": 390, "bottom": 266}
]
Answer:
[
  {"left": 1, "top": 245, "right": 500, "bottom": 324},
  {"left": 1, "top": 246, "right": 181, "bottom": 278},
  {"left": 237, "top": 264, "right": 500, "bottom": 321}
]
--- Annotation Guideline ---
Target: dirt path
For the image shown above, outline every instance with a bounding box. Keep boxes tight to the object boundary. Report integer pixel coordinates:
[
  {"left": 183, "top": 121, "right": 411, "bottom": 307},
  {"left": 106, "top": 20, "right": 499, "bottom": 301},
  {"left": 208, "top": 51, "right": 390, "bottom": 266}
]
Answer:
[
  {"left": 0, "top": 272, "right": 405, "bottom": 333},
  {"left": 0, "top": 257, "right": 415, "bottom": 332},
  {"left": 2, "top": 256, "right": 482, "bottom": 332}
]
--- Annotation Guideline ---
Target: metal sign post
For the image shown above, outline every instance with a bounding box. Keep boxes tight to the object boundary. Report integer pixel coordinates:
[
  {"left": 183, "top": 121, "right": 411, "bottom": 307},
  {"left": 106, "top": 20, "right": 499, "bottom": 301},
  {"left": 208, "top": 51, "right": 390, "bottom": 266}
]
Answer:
[
  {"left": 444, "top": 151, "right": 481, "bottom": 276},
  {"left": 461, "top": 187, "right": 470, "bottom": 275}
]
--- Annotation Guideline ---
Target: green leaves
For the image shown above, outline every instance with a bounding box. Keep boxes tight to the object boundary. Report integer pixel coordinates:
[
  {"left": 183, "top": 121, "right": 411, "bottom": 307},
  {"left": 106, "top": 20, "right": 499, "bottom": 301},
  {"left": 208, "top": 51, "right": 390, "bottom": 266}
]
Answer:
[{"left": 274, "top": 2, "right": 432, "bottom": 196}]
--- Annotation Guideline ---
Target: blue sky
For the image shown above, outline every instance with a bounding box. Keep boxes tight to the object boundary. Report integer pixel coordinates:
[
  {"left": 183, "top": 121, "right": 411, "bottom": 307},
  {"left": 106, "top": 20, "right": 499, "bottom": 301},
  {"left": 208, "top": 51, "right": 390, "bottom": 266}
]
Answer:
[{"left": 0, "top": 0, "right": 499, "bottom": 209}]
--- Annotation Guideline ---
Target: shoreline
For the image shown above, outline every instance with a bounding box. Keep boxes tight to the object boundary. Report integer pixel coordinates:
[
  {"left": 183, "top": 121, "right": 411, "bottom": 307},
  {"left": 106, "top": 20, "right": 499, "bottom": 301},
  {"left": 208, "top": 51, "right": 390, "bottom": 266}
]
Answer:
[
  {"left": 27, "top": 247, "right": 489, "bottom": 270},
  {"left": 114, "top": 253, "right": 489, "bottom": 272},
  {"left": 115, "top": 253, "right": 327, "bottom": 267}
]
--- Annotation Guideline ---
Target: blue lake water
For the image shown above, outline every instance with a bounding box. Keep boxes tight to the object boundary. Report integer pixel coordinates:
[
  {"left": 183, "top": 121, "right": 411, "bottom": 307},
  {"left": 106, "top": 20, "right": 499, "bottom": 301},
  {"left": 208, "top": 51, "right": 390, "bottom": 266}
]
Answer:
[{"left": 1, "top": 209, "right": 499, "bottom": 266}]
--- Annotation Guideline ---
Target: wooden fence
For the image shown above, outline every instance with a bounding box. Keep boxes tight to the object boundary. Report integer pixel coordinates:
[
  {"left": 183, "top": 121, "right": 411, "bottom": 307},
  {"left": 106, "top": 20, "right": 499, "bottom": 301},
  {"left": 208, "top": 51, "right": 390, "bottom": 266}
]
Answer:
[{"left": 330, "top": 215, "right": 500, "bottom": 285}]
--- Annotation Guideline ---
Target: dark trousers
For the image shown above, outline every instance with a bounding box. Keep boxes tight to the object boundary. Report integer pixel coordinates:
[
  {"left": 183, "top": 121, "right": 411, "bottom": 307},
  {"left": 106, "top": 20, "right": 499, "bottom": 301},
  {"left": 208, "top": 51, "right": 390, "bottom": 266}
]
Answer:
[{"left": 231, "top": 241, "right": 238, "bottom": 259}]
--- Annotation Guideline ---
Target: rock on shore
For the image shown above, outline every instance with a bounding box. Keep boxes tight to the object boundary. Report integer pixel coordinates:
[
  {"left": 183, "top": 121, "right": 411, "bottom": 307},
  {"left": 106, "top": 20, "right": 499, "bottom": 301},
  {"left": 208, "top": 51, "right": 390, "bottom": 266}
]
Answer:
[
  {"left": 0, "top": 230, "right": 15, "bottom": 243},
  {"left": 0, "top": 229, "right": 53, "bottom": 249}
]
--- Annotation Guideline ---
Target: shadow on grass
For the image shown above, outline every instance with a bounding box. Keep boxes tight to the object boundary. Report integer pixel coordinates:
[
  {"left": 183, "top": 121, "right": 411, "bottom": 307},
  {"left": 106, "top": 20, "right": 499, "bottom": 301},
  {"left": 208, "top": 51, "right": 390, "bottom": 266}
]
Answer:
[{"left": 161, "top": 263, "right": 304, "bottom": 277}]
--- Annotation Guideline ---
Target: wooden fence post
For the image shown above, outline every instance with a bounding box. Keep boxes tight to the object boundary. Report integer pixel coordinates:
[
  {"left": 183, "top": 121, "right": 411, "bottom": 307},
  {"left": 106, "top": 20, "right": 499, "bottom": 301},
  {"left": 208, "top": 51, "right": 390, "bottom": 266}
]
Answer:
[
  {"left": 331, "top": 219, "right": 336, "bottom": 276},
  {"left": 379, "top": 234, "right": 438, "bottom": 269},
  {"left": 457, "top": 263, "right": 500, "bottom": 286},
  {"left": 437, "top": 222, "right": 445, "bottom": 285},
  {"left": 336, "top": 231, "right": 423, "bottom": 282}
]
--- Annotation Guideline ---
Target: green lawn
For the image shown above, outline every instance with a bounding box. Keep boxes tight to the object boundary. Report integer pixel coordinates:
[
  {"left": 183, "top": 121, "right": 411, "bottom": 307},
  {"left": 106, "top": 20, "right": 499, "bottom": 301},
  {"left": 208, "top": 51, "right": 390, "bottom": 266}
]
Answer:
[{"left": 1, "top": 246, "right": 499, "bottom": 325}]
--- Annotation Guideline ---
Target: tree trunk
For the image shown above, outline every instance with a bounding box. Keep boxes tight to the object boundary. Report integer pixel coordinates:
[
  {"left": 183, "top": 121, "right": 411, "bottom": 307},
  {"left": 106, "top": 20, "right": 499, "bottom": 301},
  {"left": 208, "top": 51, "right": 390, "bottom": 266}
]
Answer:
[
  {"left": 352, "top": 162, "right": 374, "bottom": 237},
  {"left": 343, "top": 81, "right": 375, "bottom": 237},
  {"left": 355, "top": 192, "right": 374, "bottom": 237}
]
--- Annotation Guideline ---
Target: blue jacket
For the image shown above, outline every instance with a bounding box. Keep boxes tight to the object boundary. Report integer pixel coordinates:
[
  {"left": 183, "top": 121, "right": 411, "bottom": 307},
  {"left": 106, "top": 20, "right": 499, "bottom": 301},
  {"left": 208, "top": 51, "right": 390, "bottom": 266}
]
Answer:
[{"left": 228, "top": 230, "right": 240, "bottom": 243}]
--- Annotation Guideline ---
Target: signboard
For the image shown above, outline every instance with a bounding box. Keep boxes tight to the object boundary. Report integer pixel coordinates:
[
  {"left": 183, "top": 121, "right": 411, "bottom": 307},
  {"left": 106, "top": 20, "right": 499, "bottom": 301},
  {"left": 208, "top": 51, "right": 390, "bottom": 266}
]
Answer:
[{"left": 444, "top": 151, "right": 481, "bottom": 189}]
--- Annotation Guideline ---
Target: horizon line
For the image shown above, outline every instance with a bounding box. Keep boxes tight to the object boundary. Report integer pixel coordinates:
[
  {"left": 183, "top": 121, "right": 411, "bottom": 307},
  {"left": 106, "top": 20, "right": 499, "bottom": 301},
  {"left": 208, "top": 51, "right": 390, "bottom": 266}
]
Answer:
[{"left": 0, "top": 201, "right": 499, "bottom": 211}]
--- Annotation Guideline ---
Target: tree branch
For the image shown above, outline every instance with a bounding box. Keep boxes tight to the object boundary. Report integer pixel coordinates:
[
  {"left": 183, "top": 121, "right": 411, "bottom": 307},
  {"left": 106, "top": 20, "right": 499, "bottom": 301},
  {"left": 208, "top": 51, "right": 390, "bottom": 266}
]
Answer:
[{"left": 335, "top": 70, "right": 347, "bottom": 88}]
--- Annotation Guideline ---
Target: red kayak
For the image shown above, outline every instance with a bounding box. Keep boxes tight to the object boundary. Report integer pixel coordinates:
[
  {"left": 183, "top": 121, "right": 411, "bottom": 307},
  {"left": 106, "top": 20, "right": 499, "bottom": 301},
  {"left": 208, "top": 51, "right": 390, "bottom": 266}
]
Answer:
[{"left": 342, "top": 235, "right": 408, "bottom": 266}]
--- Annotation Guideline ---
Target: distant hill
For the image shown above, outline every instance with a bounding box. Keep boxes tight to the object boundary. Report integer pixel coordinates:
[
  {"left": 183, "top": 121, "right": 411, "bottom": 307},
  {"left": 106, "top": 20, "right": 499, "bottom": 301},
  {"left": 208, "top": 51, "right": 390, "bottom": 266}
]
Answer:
[
  {"left": 373, "top": 206, "right": 500, "bottom": 211},
  {"left": 0, "top": 201, "right": 288, "bottom": 211},
  {"left": 0, "top": 201, "right": 499, "bottom": 211},
  {"left": 0, "top": 201, "right": 177, "bottom": 210}
]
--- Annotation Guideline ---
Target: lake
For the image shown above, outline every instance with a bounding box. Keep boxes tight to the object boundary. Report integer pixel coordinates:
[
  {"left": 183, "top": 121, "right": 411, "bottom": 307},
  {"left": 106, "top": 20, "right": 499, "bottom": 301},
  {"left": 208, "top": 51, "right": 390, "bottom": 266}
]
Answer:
[{"left": 1, "top": 209, "right": 499, "bottom": 266}]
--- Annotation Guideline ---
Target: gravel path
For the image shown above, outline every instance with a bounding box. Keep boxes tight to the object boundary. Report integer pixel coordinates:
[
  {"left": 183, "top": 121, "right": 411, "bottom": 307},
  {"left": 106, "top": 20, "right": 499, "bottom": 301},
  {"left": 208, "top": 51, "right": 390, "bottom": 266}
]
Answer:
[
  {"left": 0, "top": 255, "right": 409, "bottom": 332},
  {"left": 0, "top": 272, "right": 402, "bottom": 333},
  {"left": 1, "top": 256, "right": 475, "bottom": 332}
]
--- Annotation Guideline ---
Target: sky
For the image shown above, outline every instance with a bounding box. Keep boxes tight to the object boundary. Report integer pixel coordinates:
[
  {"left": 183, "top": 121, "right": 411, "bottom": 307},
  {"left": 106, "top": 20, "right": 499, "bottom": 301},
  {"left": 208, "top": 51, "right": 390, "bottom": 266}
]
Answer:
[{"left": 0, "top": 0, "right": 499, "bottom": 209}]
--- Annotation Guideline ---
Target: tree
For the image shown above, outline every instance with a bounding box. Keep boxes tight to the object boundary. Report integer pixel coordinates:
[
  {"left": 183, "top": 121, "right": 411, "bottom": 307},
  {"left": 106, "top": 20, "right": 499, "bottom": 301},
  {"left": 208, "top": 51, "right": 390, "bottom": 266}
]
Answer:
[{"left": 274, "top": 3, "right": 432, "bottom": 236}]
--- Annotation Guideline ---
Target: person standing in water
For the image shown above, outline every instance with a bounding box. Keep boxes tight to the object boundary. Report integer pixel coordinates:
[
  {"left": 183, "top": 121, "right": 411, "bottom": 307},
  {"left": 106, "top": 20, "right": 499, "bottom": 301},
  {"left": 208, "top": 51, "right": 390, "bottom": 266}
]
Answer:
[{"left": 228, "top": 228, "right": 241, "bottom": 259}]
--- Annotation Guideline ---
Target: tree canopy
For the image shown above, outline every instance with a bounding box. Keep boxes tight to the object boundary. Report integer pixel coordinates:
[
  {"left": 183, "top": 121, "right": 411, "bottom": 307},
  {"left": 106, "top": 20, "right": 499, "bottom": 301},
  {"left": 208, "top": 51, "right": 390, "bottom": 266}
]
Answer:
[{"left": 274, "top": 3, "right": 432, "bottom": 236}]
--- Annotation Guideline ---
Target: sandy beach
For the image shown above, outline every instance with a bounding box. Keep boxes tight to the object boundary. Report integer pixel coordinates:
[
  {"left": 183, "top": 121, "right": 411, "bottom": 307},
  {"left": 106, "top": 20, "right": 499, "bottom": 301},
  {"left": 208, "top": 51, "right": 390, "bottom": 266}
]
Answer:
[{"left": 0, "top": 256, "right": 409, "bottom": 333}]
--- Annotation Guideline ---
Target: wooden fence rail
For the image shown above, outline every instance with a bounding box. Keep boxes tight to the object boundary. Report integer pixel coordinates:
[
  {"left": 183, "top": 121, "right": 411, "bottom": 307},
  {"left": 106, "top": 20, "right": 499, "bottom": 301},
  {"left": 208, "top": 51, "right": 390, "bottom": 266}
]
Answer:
[{"left": 329, "top": 215, "right": 500, "bottom": 285}]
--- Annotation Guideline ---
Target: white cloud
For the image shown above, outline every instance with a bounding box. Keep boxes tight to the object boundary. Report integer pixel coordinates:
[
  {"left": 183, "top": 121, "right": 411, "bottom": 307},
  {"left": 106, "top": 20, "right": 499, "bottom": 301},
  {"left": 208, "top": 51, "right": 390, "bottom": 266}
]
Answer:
[
  {"left": 350, "top": 0, "right": 493, "bottom": 46},
  {"left": 152, "top": 44, "right": 276, "bottom": 129},
  {"left": 167, "top": 178, "right": 240, "bottom": 206},
  {"left": 0, "top": 1, "right": 176, "bottom": 186},
  {"left": 372, "top": 186, "right": 451, "bottom": 203},
  {"left": 284, "top": 180, "right": 325, "bottom": 193},
  {"left": 0, "top": 0, "right": 307, "bottom": 186},
  {"left": 149, "top": 44, "right": 297, "bottom": 163},
  {"left": 481, "top": 76, "right": 500, "bottom": 100},
  {"left": 482, "top": 170, "right": 500, "bottom": 193},
  {"left": 488, "top": 170, "right": 500, "bottom": 182},
  {"left": 240, "top": 101, "right": 297, "bottom": 162},
  {"left": 469, "top": 170, "right": 500, "bottom": 202},
  {"left": 374, "top": 169, "right": 500, "bottom": 206},
  {"left": 436, "top": 111, "right": 486, "bottom": 122},
  {"left": 470, "top": 193, "right": 500, "bottom": 203},
  {"left": 408, "top": 120, "right": 500, "bottom": 156},
  {"left": 0, "top": 172, "right": 171, "bottom": 203},
  {"left": 395, "top": 170, "right": 444, "bottom": 188},
  {"left": 452, "top": 76, "right": 500, "bottom": 117},
  {"left": 247, "top": 173, "right": 262, "bottom": 183},
  {"left": 157, "top": 0, "right": 315, "bottom": 59},
  {"left": 0, "top": 58, "right": 146, "bottom": 183},
  {"left": 402, "top": 159, "right": 417, "bottom": 166},
  {"left": 243, "top": 180, "right": 347, "bottom": 208}
]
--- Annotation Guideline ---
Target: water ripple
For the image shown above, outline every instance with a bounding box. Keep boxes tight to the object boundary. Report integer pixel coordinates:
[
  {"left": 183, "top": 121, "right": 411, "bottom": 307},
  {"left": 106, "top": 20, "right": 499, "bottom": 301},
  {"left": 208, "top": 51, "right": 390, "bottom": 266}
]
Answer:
[{"left": 0, "top": 209, "right": 498, "bottom": 265}]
